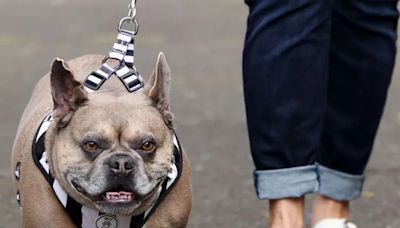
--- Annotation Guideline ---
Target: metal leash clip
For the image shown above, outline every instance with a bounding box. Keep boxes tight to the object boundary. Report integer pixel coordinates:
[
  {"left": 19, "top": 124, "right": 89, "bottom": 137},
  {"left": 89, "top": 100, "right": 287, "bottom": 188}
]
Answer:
[{"left": 119, "top": 0, "right": 139, "bottom": 35}]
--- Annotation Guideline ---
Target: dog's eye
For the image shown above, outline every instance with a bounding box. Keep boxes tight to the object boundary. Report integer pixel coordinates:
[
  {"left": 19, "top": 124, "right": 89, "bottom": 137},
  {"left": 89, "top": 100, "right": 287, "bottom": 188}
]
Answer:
[
  {"left": 141, "top": 141, "right": 156, "bottom": 152},
  {"left": 83, "top": 141, "right": 99, "bottom": 152}
]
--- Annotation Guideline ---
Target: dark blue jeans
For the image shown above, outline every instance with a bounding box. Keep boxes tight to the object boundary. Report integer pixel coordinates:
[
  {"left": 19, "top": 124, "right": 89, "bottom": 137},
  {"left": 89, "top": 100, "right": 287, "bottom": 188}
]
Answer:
[{"left": 243, "top": 0, "right": 398, "bottom": 200}]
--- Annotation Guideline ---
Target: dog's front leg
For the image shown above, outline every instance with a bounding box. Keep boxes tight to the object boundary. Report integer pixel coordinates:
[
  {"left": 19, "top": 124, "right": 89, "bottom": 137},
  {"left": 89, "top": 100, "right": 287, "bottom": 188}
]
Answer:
[{"left": 19, "top": 160, "right": 75, "bottom": 228}]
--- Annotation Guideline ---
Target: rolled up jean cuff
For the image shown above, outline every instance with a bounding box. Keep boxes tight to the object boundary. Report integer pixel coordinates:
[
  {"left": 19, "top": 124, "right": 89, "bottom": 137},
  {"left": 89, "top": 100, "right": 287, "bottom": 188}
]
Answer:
[
  {"left": 254, "top": 164, "right": 365, "bottom": 200},
  {"left": 317, "top": 163, "right": 365, "bottom": 201},
  {"left": 254, "top": 165, "right": 318, "bottom": 199}
]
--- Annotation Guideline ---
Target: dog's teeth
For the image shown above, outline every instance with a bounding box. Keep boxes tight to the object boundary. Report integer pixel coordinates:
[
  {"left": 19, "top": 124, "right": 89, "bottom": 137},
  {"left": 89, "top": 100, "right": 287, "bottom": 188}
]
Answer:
[{"left": 105, "top": 191, "right": 134, "bottom": 202}]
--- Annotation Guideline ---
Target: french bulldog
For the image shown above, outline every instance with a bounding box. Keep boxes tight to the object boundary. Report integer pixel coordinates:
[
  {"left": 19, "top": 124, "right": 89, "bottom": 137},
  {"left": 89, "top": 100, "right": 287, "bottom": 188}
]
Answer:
[{"left": 11, "top": 53, "right": 192, "bottom": 228}]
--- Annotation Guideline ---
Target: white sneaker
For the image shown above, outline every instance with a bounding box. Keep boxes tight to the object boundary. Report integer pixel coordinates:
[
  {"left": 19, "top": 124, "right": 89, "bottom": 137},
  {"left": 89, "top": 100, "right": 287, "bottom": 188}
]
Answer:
[{"left": 313, "top": 218, "right": 357, "bottom": 228}]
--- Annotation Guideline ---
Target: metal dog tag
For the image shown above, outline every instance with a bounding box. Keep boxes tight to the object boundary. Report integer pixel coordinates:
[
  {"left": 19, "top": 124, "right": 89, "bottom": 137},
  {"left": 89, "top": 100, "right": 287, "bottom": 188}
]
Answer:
[{"left": 96, "top": 214, "right": 118, "bottom": 228}]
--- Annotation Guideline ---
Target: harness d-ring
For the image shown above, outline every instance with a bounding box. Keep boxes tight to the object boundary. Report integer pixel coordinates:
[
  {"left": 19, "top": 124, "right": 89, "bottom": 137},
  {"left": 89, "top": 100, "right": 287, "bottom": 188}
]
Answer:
[{"left": 118, "top": 17, "right": 139, "bottom": 35}]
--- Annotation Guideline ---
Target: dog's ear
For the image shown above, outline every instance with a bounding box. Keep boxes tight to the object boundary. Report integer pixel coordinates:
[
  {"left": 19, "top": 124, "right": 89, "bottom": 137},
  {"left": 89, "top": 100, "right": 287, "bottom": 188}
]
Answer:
[
  {"left": 143, "top": 52, "right": 174, "bottom": 128},
  {"left": 50, "top": 58, "right": 88, "bottom": 128}
]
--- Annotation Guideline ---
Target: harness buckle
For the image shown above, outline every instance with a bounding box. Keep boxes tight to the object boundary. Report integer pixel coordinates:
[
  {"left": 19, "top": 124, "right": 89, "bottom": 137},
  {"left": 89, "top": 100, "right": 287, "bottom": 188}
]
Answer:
[
  {"left": 84, "top": 71, "right": 108, "bottom": 91},
  {"left": 118, "top": 69, "right": 144, "bottom": 92}
]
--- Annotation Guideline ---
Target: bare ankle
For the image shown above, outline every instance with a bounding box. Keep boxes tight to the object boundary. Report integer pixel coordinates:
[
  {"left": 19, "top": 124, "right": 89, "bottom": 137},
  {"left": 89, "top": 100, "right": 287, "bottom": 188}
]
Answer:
[
  {"left": 312, "top": 194, "right": 350, "bottom": 226},
  {"left": 269, "top": 197, "right": 305, "bottom": 228}
]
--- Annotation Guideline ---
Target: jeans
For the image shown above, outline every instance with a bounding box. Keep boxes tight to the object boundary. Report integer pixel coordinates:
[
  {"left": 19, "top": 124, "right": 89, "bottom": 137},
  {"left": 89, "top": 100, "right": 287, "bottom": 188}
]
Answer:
[{"left": 243, "top": 0, "right": 398, "bottom": 200}]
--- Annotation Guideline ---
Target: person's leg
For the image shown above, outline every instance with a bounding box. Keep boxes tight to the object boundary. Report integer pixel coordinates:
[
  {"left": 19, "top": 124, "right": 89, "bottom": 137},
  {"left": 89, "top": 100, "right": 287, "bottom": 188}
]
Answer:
[
  {"left": 269, "top": 198, "right": 305, "bottom": 228},
  {"left": 314, "top": 0, "right": 399, "bottom": 224},
  {"left": 312, "top": 195, "right": 349, "bottom": 226},
  {"left": 243, "top": 0, "right": 331, "bottom": 226}
]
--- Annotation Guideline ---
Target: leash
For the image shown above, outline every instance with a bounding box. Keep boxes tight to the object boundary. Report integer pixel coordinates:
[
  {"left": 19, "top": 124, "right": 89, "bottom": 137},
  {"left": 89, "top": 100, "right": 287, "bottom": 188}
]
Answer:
[{"left": 84, "top": 0, "right": 144, "bottom": 93}]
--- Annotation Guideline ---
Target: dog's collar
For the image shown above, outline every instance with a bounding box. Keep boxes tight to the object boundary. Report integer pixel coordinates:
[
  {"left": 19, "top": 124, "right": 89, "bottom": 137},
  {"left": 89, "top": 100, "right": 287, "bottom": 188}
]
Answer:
[{"left": 31, "top": 113, "right": 183, "bottom": 228}]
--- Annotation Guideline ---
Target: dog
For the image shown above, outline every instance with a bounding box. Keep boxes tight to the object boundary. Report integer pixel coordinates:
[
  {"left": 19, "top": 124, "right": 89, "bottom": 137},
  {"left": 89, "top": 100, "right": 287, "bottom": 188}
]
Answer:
[{"left": 11, "top": 53, "right": 192, "bottom": 228}]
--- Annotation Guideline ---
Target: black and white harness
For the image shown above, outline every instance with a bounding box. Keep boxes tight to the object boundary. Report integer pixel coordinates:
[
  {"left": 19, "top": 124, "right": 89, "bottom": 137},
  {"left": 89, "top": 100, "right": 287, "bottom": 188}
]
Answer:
[
  {"left": 83, "top": 27, "right": 144, "bottom": 93},
  {"left": 30, "top": 114, "right": 183, "bottom": 228}
]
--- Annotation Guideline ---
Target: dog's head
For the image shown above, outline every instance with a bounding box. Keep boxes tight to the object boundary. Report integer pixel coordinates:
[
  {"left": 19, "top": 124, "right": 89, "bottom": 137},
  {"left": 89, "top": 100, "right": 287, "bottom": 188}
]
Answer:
[{"left": 45, "top": 53, "right": 175, "bottom": 215}]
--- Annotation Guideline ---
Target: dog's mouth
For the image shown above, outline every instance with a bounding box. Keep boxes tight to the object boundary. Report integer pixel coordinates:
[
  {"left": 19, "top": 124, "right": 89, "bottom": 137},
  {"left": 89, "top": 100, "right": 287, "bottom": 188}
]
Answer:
[
  {"left": 71, "top": 180, "right": 161, "bottom": 205},
  {"left": 104, "top": 191, "right": 134, "bottom": 203}
]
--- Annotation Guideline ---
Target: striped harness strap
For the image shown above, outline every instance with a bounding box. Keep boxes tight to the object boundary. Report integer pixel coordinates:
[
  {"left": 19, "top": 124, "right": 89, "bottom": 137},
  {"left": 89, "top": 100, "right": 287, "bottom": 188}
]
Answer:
[
  {"left": 84, "top": 28, "right": 144, "bottom": 93},
  {"left": 30, "top": 114, "right": 183, "bottom": 228}
]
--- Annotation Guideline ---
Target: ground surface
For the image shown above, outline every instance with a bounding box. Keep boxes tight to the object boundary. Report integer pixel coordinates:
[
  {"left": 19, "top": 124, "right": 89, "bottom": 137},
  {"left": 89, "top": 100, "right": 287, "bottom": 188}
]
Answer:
[{"left": 0, "top": 0, "right": 399, "bottom": 227}]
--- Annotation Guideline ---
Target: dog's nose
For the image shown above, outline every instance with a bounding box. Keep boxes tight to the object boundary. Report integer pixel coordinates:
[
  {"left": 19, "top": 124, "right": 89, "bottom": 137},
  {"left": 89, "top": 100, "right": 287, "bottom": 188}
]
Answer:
[{"left": 107, "top": 154, "right": 135, "bottom": 176}]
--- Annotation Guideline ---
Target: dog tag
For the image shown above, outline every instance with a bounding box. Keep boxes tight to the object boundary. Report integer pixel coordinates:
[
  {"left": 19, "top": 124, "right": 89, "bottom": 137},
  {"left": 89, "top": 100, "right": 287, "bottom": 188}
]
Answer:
[{"left": 96, "top": 214, "right": 118, "bottom": 228}]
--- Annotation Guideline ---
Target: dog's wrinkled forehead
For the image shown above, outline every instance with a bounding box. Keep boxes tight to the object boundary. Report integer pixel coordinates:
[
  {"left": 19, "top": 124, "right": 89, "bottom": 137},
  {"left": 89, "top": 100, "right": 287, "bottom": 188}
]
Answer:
[{"left": 68, "top": 93, "right": 169, "bottom": 138}]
